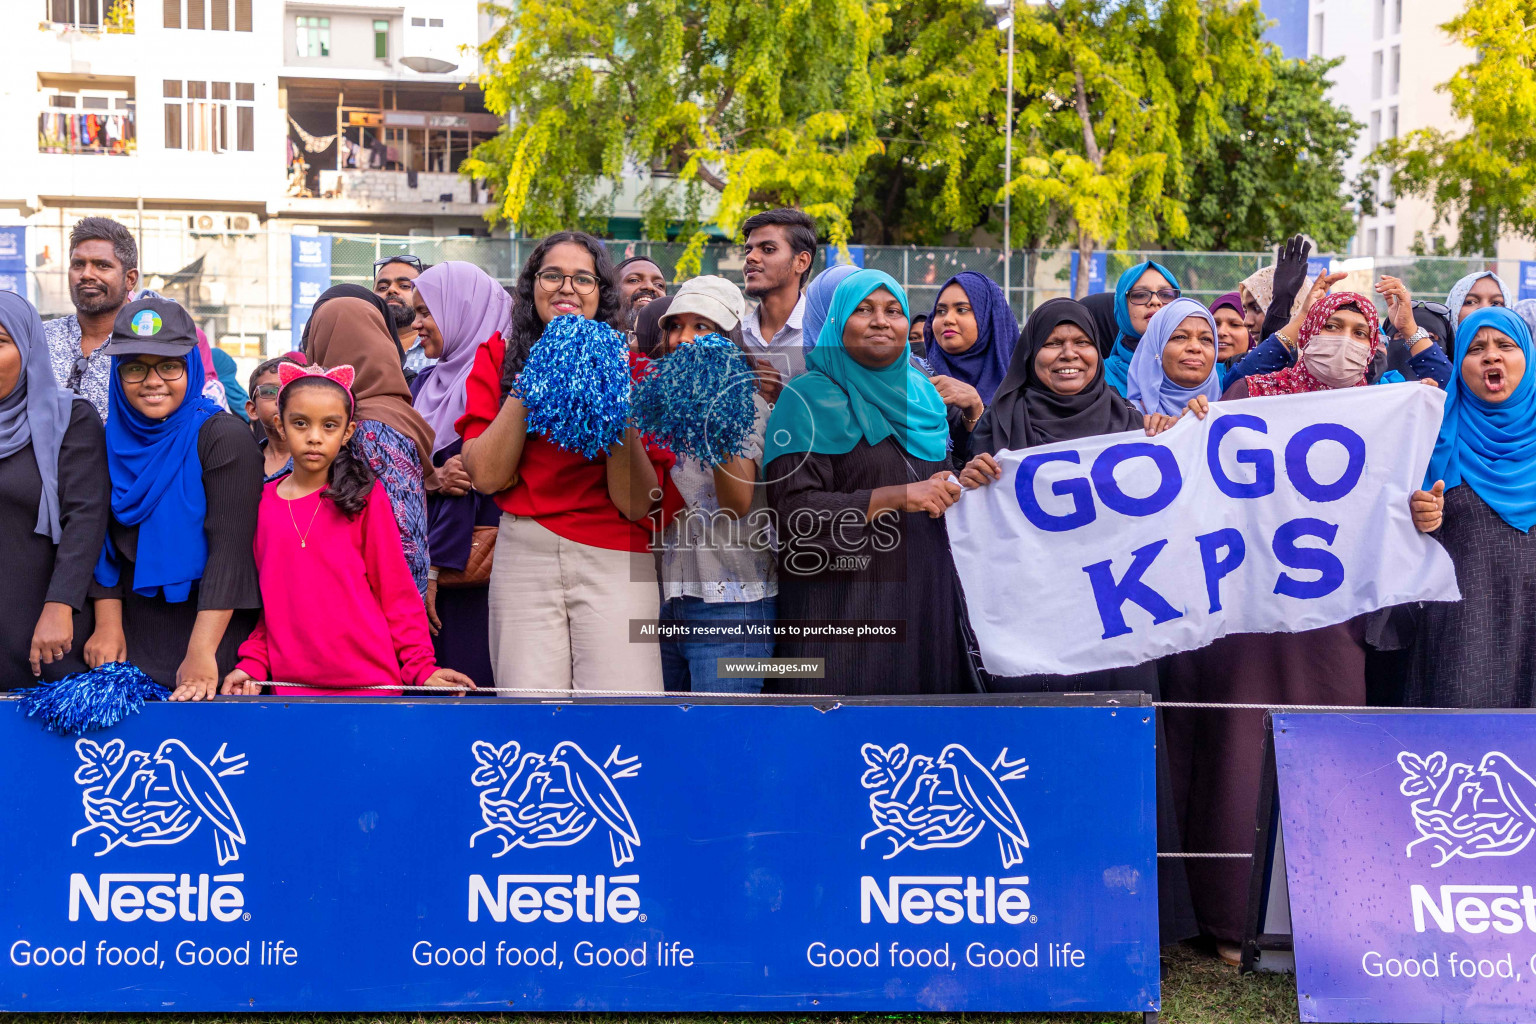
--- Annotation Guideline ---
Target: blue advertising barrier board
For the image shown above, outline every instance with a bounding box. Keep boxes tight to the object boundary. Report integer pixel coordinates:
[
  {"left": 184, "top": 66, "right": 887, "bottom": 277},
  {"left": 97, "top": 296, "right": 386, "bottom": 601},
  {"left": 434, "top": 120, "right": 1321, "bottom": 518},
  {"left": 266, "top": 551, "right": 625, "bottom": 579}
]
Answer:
[
  {"left": 0, "top": 697, "right": 1158, "bottom": 1012},
  {"left": 289, "top": 234, "right": 332, "bottom": 337},
  {"left": 1521, "top": 261, "right": 1536, "bottom": 301},
  {"left": 1070, "top": 251, "right": 1108, "bottom": 295},
  {"left": 1275, "top": 711, "right": 1536, "bottom": 1023}
]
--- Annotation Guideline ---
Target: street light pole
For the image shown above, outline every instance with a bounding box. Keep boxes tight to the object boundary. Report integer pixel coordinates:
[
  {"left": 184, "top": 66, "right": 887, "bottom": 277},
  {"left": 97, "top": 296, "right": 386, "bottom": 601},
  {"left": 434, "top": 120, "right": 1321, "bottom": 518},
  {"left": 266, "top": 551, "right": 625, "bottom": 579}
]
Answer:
[{"left": 989, "top": 0, "right": 1016, "bottom": 312}]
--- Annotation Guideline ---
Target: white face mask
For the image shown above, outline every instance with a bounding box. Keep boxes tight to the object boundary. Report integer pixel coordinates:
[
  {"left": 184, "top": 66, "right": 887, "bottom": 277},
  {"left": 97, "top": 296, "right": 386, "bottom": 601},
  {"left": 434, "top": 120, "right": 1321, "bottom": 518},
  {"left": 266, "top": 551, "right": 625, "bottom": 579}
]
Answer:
[{"left": 1301, "top": 332, "right": 1371, "bottom": 387}]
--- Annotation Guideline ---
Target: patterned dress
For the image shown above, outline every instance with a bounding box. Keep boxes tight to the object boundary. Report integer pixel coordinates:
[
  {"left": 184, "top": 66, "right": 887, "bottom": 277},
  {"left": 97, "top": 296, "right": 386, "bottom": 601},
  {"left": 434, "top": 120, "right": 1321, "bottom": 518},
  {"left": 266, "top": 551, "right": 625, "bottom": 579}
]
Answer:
[{"left": 353, "top": 419, "right": 429, "bottom": 597}]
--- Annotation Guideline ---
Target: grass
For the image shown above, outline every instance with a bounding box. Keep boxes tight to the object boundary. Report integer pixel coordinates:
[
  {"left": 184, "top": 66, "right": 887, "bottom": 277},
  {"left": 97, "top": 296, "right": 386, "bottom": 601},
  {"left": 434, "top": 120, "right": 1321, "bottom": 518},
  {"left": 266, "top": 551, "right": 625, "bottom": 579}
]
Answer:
[{"left": 0, "top": 946, "right": 1299, "bottom": 1024}]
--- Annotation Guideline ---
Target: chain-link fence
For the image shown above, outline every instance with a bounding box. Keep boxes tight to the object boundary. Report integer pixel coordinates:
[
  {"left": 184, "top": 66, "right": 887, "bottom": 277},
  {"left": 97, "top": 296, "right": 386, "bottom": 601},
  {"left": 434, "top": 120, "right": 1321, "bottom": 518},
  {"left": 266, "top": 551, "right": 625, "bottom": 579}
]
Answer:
[
  {"left": 328, "top": 233, "right": 1503, "bottom": 320},
  {"left": 19, "top": 221, "right": 1510, "bottom": 355}
]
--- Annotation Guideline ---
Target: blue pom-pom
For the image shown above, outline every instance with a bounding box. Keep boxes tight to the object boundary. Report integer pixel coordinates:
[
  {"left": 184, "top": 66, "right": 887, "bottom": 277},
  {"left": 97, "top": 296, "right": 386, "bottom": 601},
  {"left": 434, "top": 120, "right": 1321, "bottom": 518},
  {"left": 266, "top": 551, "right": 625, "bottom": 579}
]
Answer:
[
  {"left": 513, "top": 314, "right": 631, "bottom": 459},
  {"left": 632, "top": 333, "right": 759, "bottom": 465},
  {"left": 17, "top": 663, "right": 169, "bottom": 735}
]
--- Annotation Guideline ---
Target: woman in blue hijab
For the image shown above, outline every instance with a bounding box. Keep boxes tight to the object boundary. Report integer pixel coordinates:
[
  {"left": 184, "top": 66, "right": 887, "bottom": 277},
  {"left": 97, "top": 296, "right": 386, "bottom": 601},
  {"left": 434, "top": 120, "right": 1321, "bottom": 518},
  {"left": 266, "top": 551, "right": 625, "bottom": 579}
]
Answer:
[
  {"left": 0, "top": 292, "right": 111, "bottom": 687},
  {"left": 1125, "top": 298, "right": 1224, "bottom": 416},
  {"left": 922, "top": 271, "right": 1017, "bottom": 410},
  {"left": 1405, "top": 305, "right": 1536, "bottom": 708},
  {"left": 86, "top": 297, "right": 262, "bottom": 700},
  {"left": 763, "top": 269, "right": 971, "bottom": 697},
  {"left": 799, "top": 263, "right": 859, "bottom": 359},
  {"left": 1103, "top": 260, "right": 1180, "bottom": 396}
]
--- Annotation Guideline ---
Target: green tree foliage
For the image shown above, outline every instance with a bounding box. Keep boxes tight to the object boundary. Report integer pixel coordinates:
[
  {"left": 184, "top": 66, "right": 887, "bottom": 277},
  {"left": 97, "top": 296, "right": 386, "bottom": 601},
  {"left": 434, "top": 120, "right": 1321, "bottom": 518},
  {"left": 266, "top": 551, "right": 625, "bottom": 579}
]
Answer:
[
  {"left": 1182, "top": 56, "right": 1361, "bottom": 252},
  {"left": 470, "top": 0, "right": 1359, "bottom": 269},
  {"left": 1372, "top": 0, "right": 1536, "bottom": 256},
  {"left": 849, "top": 0, "right": 1010, "bottom": 245},
  {"left": 465, "top": 0, "right": 886, "bottom": 271}
]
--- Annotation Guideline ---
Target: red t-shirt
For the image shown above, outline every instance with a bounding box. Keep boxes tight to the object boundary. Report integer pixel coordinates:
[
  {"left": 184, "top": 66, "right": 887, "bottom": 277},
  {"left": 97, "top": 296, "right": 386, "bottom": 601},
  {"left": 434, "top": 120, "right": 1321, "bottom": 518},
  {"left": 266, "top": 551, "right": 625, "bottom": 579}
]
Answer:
[{"left": 455, "top": 334, "right": 680, "bottom": 553}]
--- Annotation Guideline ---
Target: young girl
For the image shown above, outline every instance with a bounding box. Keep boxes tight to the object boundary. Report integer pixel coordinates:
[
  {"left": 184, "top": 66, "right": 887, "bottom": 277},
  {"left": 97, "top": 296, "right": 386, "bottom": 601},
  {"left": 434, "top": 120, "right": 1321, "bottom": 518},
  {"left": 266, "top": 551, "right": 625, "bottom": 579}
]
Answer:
[
  {"left": 221, "top": 364, "right": 474, "bottom": 697},
  {"left": 648, "top": 275, "right": 777, "bottom": 694}
]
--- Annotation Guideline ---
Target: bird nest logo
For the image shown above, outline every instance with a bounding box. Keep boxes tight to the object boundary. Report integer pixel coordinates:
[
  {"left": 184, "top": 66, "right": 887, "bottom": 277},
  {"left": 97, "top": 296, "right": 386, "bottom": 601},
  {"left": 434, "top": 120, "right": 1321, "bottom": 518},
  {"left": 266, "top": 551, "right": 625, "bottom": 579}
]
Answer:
[
  {"left": 470, "top": 741, "right": 642, "bottom": 869},
  {"left": 1399, "top": 749, "right": 1536, "bottom": 867},
  {"left": 860, "top": 743, "right": 1030, "bottom": 869},
  {"left": 72, "top": 737, "right": 249, "bottom": 866}
]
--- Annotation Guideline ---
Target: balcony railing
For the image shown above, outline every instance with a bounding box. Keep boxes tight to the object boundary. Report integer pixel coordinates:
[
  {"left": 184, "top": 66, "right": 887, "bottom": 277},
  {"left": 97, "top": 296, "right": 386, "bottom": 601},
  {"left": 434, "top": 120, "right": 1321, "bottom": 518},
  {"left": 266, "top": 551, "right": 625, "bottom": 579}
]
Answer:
[
  {"left": 38, "top": 109, "right": 136, "bottom": 155},
  {"left": 41, "top": 0, "right": 134, "bottom": 33}
]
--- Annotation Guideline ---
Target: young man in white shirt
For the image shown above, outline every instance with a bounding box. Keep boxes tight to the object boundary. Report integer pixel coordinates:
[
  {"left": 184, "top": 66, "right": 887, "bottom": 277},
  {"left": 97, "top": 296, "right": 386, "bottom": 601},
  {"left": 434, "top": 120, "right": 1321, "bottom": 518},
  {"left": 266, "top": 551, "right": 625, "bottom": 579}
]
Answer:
[{"left": 739, "top": 208, "right": 816, "bottom": 401}]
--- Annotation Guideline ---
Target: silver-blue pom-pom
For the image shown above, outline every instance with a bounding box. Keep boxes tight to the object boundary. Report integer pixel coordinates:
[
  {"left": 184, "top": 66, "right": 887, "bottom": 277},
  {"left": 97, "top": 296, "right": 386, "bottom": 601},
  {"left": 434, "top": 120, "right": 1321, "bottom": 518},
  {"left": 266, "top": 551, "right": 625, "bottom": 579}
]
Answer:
[
  {"left": 17, "top": 663, "right": 169, "bottom": 735},
  {"left": 632, "top": 333, "right": 758, "bottom": 465},
  {"left": 513, "top": 314, "right": 632, "bottom": 459}
]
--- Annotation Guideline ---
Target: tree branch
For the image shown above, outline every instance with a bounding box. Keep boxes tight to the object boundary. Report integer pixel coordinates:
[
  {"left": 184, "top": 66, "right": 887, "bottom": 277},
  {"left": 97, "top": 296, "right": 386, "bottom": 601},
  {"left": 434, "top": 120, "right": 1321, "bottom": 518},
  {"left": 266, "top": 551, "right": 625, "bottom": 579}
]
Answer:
[{"left": 1073, "top": 63, "right": 1103, "bottom": 171}]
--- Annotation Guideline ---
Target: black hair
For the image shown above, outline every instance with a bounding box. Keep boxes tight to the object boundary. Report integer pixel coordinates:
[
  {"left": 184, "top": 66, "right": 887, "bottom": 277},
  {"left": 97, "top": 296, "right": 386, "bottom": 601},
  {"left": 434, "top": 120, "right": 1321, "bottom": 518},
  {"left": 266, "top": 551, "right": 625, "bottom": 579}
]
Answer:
[
  {"left": 69, "top": 216, "right": 138, "bottom": 272},
  {"left": 246, "top": 353, "right": 304, "bottom": 397},
  {"left": 740, "top": 208, "right": 818, "bottom": 288},
  {"left": 277, "top": 376, "right": 375, "bottom": 519},
  {"left": 911, "top": 313, "right": 929, "bottom": 325},
  {"left": 501, "top": 231, "right": 622, "bottom": 394}
]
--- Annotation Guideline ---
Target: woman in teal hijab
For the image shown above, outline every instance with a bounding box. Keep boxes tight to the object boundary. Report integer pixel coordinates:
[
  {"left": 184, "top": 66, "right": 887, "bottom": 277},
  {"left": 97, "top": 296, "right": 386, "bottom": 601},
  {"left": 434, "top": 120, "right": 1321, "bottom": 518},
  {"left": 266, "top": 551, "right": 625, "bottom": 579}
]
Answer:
[
  {"left": 1103, "top": 259, "right": 1181, "bottom": 397},
  {"left": 763, "top": 269, "right": 972, "bottom": 698},
  {"left": 764, "top": 269, "right": 951, "bottom": 467}
]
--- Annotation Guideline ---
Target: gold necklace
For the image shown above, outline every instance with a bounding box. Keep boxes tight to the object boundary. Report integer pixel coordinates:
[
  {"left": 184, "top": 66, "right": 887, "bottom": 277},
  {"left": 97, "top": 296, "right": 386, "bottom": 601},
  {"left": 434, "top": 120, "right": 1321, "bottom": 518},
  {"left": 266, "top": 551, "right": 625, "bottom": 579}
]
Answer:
[{"left": 285, "top": 490, "right": 323, "bottom": 548}]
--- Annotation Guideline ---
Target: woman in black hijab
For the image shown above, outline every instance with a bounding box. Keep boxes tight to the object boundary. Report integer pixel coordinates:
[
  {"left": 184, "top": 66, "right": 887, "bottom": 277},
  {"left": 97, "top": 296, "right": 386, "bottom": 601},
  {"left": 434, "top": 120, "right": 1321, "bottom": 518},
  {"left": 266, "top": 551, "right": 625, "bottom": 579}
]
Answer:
[
  {"left": 1078, "top": 292, "right": 1121, "bottom": 359},
  {"left": 959, "top": 297, "right": 1195, "bottom": 944},
  {"left": 967, "top": 297, "right": 1145, "bottom": 458}
]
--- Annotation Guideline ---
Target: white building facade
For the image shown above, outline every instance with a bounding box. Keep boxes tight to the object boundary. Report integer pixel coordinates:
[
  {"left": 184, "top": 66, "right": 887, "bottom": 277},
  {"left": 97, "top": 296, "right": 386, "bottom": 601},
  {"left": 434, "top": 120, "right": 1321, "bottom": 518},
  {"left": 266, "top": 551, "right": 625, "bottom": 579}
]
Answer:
[{"left": 0, "top": 0, "right": 499, "bottom": 347}]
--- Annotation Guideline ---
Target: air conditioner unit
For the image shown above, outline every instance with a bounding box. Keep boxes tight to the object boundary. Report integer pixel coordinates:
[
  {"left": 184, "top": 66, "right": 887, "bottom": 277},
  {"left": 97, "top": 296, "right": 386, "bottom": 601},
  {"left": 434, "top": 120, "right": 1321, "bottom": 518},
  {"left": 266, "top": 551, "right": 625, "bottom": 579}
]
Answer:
[{"left": 195, "top": 214, "right": 217, "bottom": 231}]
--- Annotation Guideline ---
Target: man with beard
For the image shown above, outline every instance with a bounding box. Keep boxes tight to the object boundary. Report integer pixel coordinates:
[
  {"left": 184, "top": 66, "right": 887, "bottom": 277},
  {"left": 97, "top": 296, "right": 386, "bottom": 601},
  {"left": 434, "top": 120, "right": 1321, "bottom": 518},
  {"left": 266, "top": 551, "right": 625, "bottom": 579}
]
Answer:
[
  {"left": 44, "top": 217, "right": 141, "bottom": 419},
  {"left": 740, "top": 208, "right": 816, "bottom": 401},
  {"left": 615, "top": 255, "right": 668, "bottom": 333},
  {"left": 373, "top": 254, "right": 433, "bottom": 373}
]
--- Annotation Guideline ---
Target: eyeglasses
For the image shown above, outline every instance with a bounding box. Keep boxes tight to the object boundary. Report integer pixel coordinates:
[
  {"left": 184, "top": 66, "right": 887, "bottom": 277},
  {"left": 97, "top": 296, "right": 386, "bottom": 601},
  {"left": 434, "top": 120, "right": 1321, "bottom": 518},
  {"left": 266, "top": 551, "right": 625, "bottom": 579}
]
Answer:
[
  {"left": 1415, "top": 301, "right": 1452, "bottom": 316},
  {"left": 66, "top": 355, "right": 90, "bottom": 390},
  {"left": 253, "top": 384, "right": 281, "bottom": 399},
  {"left": 1127, "top": 288, "right": 1181, "bottom": 307},
  {"left": 536, "top": 270, "right": 600, "bottom": 295},
  {"left": 117, "top": 359, "right": 186, "bottom": 384},
  {"left": 374, "top": 255, "right": 423, "bottom": 273}
]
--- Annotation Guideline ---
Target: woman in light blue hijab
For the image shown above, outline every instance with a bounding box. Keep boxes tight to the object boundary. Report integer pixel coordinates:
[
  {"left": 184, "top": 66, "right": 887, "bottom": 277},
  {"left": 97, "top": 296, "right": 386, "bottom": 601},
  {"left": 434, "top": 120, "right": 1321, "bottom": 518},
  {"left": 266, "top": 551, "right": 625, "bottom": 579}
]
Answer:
[
  {"left": 1125, "top": 298, "right": 1223, "bottom": 417},
  {"left": 762, "top": 269, "right": 970, "bottom": 698}
]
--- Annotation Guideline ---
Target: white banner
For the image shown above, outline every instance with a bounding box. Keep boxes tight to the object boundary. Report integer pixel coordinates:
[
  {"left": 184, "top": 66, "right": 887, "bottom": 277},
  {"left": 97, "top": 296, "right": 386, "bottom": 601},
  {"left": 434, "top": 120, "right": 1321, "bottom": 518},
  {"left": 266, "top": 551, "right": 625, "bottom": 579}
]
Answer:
[{"left": 947, "top": 384, "right": 1461, "bottom": 677}]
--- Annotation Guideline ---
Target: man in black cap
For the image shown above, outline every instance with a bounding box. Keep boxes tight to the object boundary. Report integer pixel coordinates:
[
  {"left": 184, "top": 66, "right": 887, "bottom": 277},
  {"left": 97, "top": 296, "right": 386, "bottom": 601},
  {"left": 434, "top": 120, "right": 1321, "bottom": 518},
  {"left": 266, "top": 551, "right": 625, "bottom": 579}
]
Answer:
[{"left": 615, "top": 255, "right": 667, "bottom": 332}]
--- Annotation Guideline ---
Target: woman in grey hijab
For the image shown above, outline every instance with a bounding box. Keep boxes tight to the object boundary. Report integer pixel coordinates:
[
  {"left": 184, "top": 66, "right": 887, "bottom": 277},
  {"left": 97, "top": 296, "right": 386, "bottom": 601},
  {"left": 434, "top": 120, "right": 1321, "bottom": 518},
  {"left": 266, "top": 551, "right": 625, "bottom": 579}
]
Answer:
[{"left": 0, "top": 291, "right": 110, "bottom": 686}]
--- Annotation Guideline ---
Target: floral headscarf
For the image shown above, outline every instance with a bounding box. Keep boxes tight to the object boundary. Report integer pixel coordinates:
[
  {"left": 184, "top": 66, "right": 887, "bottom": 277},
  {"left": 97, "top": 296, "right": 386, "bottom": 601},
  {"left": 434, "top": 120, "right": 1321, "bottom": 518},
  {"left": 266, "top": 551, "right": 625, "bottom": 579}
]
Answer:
[{"left": 1245, "top": 292, "right": 1380, "bottom": 396}]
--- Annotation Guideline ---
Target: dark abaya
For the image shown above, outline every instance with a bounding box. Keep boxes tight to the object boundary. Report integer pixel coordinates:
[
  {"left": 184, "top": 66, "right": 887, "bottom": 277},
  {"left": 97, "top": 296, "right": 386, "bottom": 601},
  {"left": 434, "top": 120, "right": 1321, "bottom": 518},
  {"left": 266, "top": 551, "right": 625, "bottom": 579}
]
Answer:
[
  {"left": 764, "top": 433, "right": 971, "bottom": 697},
  {"left": 0, "top": 402, "right": 108, "bottom": 686},
  {"left": 1405, "top": 485, "right": 1536, "bottom": 707}
]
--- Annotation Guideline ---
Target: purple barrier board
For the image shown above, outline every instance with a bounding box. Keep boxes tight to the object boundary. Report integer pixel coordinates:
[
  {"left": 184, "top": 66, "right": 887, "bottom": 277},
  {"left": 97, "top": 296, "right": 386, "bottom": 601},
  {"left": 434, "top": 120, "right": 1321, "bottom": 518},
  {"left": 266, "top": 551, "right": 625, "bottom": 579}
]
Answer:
[{"left": 1275, "top": 711, "right": 1536, "bottom": 1023}]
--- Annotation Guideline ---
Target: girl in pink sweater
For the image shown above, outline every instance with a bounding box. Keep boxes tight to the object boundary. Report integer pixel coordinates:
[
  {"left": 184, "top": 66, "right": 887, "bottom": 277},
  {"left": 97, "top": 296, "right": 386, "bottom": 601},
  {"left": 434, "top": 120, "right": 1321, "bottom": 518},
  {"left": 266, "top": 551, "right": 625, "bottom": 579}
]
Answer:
[{"left": 220, "top": 364, "right": 474, "bottom": 697}]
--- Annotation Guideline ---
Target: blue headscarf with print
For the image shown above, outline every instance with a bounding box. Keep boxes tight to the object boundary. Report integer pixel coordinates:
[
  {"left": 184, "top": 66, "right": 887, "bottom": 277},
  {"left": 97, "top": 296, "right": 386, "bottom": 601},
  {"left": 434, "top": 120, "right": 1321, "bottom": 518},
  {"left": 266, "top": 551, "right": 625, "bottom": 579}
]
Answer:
[
  {"left": 1103, "top": 260, "right": 1180, "bottom": 397},
  {"left": 95, "top": 349, "right": 222, "bottom": 601},
  {"left": 1426, "top": 306, "right": 1536, "bottom": 532},
  {"left": 763, "top": 269, "right": 949, "bottom": 468}
]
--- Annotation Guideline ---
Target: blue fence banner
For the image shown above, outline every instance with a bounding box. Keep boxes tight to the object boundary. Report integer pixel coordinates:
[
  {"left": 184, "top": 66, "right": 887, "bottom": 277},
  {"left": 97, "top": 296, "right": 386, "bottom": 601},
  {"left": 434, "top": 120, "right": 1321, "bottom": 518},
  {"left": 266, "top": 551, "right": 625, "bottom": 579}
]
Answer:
[
  {"left": 290, "top": 234, "right": 333, "bottom": 337},
  {"left": 1069, "top": 251, "right": 1108, "bottom": 295},
  {"left": 0, "top": 226, "right": 27, "bottom": 301},
  {"left": 0, "top": 697, "right": 1157, "bottom": 1012},
  {"left": 1521, "top": 262, "right": 1536, "bottom": 301},
  {"left": 1275, "top": 711, "right": 1536, "bottom": 1023},
  {"left": 825, "top": 244, "right": 865, "bottom": 268}
]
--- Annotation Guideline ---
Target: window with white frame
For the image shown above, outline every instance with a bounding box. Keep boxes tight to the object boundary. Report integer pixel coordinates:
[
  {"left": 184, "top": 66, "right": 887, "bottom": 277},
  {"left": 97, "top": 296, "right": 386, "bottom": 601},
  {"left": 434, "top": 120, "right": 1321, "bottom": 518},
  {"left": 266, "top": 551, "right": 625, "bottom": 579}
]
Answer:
[
  {"left": 296, "top": 15, "right": 329, "bottom": 57},
  {"left": 163, "top": 79, "right": 255, "bottom": 153}
]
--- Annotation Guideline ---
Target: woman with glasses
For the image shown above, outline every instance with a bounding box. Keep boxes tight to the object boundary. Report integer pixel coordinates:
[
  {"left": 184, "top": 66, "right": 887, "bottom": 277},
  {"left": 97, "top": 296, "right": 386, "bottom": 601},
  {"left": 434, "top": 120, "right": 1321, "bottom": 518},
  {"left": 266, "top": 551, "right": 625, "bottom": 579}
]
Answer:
[
  {"left": 304, "top": 296, "right": 438, "bottom": 598},
  {"left": 85, "top": 297, "right": 262, "bottom": 701},
  {"left": 0, "top": 292, "right": 111, "bottom": 688},
  {"left": 460, "top": 232, "right": 678, "bottom": 692},
  {"left": 1102, "top": 260, "right": 1181, "bottom": 397}
]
